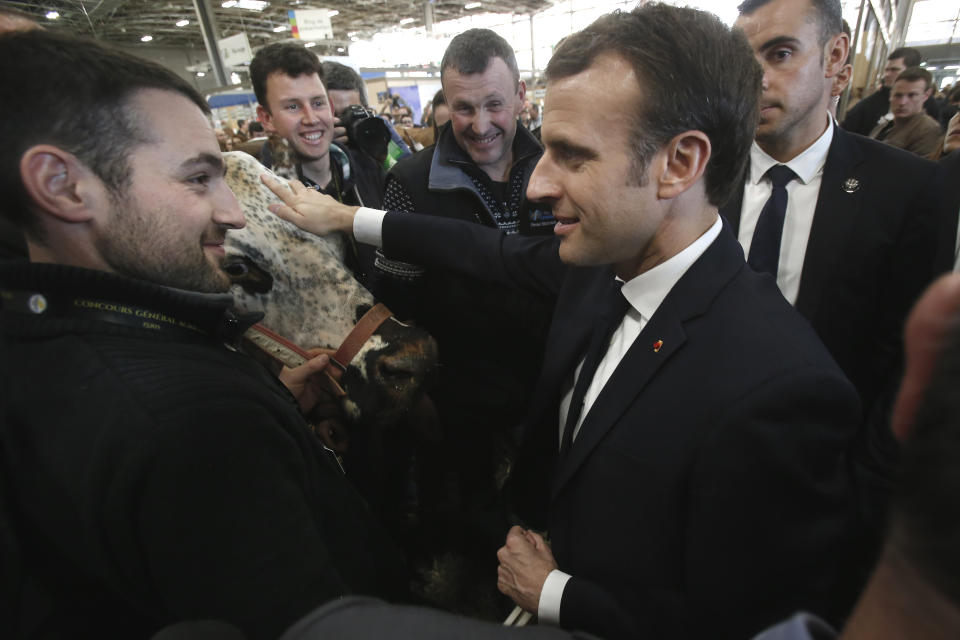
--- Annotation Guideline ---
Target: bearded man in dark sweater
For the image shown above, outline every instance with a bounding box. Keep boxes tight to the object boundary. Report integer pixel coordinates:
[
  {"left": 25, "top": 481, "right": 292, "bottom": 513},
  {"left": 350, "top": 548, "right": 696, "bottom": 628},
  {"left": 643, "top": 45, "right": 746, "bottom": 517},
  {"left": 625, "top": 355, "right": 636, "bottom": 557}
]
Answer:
[{"left": 0, "top": 30, "right": 405, "bottom": 640}]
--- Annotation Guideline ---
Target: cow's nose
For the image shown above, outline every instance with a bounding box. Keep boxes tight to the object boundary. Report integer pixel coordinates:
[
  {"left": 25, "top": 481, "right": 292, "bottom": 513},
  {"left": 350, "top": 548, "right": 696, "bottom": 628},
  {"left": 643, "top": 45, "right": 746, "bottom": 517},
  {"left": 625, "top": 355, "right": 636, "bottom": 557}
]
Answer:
[{"left": 375, "top": 337, "right": 437, "bottom": 385}]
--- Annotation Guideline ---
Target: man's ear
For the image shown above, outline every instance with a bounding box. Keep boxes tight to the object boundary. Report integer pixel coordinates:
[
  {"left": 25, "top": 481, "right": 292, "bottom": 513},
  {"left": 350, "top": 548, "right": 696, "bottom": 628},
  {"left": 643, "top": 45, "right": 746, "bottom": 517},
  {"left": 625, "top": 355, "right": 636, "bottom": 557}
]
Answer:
[
  {"left": 824, "top": 32, "right": 849, "bottom": 79},
  {"left": 516, "top": 79, "right": 527, "bottom": 114},
  {"left": 657, "top": 130, "right": 711, "bottom": 200},
  {"left": 19, "top": 145, "right": 97, "bottom": 223},
  {"left": 832, "top": 63, "right": 853, "bottom": 97},
  {"left": 256, "top": 104, "right": 275, "bottom": 134}
]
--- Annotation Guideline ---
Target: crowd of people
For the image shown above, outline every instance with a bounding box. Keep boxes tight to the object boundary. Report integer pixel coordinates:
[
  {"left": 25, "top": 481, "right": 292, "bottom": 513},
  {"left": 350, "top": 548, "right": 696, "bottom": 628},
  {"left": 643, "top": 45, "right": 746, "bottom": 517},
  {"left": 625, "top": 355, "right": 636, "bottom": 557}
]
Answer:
[{"left": 1, "top": 1, "right": 960, "bottom": 639}]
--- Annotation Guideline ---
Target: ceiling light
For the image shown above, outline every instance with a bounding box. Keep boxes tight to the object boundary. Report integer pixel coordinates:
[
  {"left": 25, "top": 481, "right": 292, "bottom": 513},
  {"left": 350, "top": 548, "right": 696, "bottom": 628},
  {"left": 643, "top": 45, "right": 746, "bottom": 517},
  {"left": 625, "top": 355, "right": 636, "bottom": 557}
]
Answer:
[
  {"left": 347, "top": 31, "right": 358, "bottom": 37},
  {"left": 221, "top": 0, "right": 237, "bottom": 7},
  {"left": 350, "top": 36, "right": 359, "bottom": 41},
  {"left": 399, "top": 17, "right": 415, "bottom": 25},
  {"left": 197, "top": 71, "right": 206, "bottom": 77},
  {"left": 176, "top": 19, "right": 190, "bottom": 27},
  {"left": 465, "top": 2, "right": 482, "bottom": 9},
  {"left": 235, "top": 0, "right": 269, "bottom": 10},
  {"left": 45, "top": 10, "right": 60, "bottom": 19},
  {"left": 304, "top": 41, "right": 317, "bottom": 48},
  {"left": 272, "top": 25, "right": 287, "bottom": 32},
  {"left": 141, "top": 35, "right": 153, "bottom": 42},
  {"left": 944, "top": 65, "right": 960, "bottom": 70},
  {"left": 927, "top": 66, "right": 939, "bottom": 70},
  {"left": 337, "top": 47, "right": 345, "bottom": 52},
  {"left": 230, "top": 72, "right": 242, "bottom": 84},
  {"left": 328, "top": 10, "right": 339, "bottom": 17}
]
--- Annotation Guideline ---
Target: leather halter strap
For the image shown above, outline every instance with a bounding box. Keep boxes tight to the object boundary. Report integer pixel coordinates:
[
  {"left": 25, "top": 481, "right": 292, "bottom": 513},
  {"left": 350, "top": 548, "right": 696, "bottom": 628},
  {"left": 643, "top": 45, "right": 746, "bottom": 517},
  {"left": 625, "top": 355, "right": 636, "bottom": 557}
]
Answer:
[
  {"left": 245, "top": 303, "right": 394, "bottom": 396},
  {"left": 330, "top": 303, "right": 393, "bottom": 372}
]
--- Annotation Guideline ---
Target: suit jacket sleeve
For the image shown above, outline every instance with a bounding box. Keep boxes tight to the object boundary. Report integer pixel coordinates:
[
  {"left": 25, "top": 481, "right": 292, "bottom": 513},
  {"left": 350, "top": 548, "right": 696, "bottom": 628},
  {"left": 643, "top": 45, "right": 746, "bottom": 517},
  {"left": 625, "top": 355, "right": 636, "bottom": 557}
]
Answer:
[
  {"left": 380, "top": 208, "right": 567, "bottom": 298},
  {"left": 557, "top": 365, "right": 860, "bottom": 640}
]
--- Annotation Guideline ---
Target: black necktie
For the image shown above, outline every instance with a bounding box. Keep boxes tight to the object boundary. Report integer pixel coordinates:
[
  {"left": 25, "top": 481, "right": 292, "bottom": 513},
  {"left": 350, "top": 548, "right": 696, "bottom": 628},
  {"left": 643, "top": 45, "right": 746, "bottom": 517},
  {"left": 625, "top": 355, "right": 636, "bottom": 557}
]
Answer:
[
  {"left": 747, "top": 164, "right": 797, "bottom": 278},
  {"left": 560, "top": 279, "right": 631, "bottom": 455}
]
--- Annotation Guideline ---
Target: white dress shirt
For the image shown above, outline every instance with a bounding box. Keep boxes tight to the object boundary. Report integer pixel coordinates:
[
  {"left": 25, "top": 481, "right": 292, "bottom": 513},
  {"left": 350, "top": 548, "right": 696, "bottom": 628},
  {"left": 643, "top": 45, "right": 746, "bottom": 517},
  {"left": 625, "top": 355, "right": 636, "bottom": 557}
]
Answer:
[
  {"left": 737, "top": 114, "right": 833, "bottom": 305},
  {"left": 353, "top": 208, "right": 723, "bottom": 625}
]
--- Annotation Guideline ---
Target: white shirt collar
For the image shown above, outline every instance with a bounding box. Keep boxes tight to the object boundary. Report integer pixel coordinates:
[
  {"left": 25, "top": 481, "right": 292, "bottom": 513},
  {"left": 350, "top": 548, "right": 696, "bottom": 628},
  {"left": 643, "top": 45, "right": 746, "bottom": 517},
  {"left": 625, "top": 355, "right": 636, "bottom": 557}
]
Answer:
[
  {"left": 622, "top": 215, "right": 722, "bottom": 322},
  {"left": 749, "top": 114, "right": 834, "bottom": 186}
]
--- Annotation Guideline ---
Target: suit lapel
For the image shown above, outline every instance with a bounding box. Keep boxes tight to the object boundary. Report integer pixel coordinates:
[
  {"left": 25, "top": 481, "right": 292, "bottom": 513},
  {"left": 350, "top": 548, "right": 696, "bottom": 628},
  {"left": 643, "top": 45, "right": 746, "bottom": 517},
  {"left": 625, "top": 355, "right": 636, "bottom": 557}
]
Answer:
[
  {"left": 550, "top": 226, "right": 745, "bottom": 501},
  {"left": 794, "top": 128, "right": 864, "bottom": 321},
  {"left": 518, "top": 269, "right": 610, "bottom": 443},
  {"left": 551, "top": 310, "right": 686, "bottom": 500}
]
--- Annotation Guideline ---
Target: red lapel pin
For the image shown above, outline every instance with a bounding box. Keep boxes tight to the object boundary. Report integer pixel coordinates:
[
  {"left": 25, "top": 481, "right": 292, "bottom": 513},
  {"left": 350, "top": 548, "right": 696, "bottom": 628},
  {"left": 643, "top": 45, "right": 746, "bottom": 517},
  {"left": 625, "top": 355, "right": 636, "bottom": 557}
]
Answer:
[{"left": 653, "top": 339, "right": 663, "bottom": 353}]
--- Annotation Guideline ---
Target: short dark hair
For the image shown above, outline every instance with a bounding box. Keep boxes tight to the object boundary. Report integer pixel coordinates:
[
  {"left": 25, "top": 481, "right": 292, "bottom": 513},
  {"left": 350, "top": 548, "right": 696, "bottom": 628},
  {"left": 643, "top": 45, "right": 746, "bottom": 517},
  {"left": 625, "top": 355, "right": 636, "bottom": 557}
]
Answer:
[
  {"left": 432, "top": 89, "right": 446, "bottom": 110},
  {"left": 321, "top": 61, "right": 368, "bottom": 107},
  {"left": 889, "top": 47, "right": 922, "bottom": 68},
  {"left": 0, "top": 29, "right": 208, "bottom": 241},
  {"left": 738, "top": 0, "right": 842, "bottom": 46},
  {"left": 896, "top": 66, "right": 934, "bottom": 92},
  {"left": 441, "top": 28, "right": 519, "bottom": 87},
  {"left": 248, "top": 121, "right": 264, "bottom": 135},
  {"left": 890, "top": 319, "right": 960, "bottom": 607},
  {"left": 250, "top": 42, "right": 325, "bottom": 111},
  {"left": 546, "top": 3, "right": 761, "bottom": 207}
]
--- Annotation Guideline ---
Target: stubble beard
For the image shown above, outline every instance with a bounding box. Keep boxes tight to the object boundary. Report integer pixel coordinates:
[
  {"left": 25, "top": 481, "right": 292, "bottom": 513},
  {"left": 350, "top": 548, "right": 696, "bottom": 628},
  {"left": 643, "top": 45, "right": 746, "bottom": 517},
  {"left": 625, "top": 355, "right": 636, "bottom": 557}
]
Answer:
[{"left": 99, "top": 198, "right": 232, "bottom": 294}]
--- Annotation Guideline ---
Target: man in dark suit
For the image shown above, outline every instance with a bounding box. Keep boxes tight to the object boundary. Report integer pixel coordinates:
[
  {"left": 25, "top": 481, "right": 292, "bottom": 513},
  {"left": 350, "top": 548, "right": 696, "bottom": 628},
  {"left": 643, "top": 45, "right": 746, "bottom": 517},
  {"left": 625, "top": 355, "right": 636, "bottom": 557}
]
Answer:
[
  {"left": 264, "top": 5, "right": 862, "bottom": 639},
  {"left": 935, "top": 113, "right": 960, "bottom": 273},
  {"left": 730, "top": 0, "right": 939, "bottom": 498}
]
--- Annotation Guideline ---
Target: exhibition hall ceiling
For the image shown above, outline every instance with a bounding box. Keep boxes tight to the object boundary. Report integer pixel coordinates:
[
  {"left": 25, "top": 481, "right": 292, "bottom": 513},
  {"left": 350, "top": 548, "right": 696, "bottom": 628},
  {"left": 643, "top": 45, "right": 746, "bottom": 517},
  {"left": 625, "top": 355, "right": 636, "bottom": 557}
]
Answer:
[{"left": 9, "top": 0, "right": 552, "bottom": 48}]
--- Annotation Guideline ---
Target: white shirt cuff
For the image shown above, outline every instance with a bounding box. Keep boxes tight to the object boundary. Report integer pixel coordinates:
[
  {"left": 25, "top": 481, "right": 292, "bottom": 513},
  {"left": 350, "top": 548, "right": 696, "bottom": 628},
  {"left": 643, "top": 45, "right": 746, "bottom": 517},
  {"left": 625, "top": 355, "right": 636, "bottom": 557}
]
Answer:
[
  {"left": 537, "top": 569, "right": 572, "bottom": 625},
  {"left": 353, "top": 207, "right": 387, "bottom": 248}
]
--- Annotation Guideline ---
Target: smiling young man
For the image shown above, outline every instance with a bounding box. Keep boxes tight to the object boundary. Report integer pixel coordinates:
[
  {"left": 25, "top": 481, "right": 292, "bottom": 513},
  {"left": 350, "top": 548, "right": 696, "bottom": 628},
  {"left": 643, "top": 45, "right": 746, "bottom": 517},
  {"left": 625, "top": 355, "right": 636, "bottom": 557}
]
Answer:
[
  {"left": 725, "top": 0, "right": 940, "bottom": 530},
  {"left": 869, "top": 67, "right": 944, "bottom": 158},
  {"left": 262, "top": 5, "right": 865, "bottom": 638},
  {"left": 0, "top": 30, "right": 405, "bottom": 638},
  {"left": 250, "top": 42, "right": 384, "bottom": 285}
]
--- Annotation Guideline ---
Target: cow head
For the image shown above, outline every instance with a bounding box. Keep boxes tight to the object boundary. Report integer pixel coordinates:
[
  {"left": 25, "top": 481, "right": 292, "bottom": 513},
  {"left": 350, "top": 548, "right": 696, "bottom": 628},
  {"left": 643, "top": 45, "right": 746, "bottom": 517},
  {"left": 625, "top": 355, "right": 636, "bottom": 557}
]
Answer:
[{"left": 221, "top": 151, "right": 437, "bottom": 427}]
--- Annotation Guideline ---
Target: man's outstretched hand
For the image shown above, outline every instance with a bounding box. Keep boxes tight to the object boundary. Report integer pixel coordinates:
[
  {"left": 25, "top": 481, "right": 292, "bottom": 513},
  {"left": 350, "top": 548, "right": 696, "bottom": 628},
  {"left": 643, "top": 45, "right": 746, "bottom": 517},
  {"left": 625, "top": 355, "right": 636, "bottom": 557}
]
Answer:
[{"left": 260, "top": 173, "right": 359, "bottom": 236}]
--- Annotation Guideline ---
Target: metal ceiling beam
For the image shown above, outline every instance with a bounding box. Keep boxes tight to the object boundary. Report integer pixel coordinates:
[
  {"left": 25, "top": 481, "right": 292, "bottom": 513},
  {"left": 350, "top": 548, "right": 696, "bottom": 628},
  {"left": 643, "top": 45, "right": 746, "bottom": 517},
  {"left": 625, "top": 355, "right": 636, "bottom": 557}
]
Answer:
[
  {"left": 87, "top": 0, "right": 129, "bottom": 17},
  {"left": 193, "top": 0, "right": 228, "bottom": 86}
]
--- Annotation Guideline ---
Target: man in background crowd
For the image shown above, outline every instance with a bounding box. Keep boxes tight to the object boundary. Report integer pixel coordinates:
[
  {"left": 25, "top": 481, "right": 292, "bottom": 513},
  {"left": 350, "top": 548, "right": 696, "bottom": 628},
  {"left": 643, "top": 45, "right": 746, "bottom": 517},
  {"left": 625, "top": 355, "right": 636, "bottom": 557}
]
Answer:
[
  {"left": 869, "top": 67, "right": 944, "bottom": 158},
  {"left": 251, "top": 42, "right": 384, "bottom": 285},
  {"left": 841, "top": 46, "right": 922, "bottom": 134}
]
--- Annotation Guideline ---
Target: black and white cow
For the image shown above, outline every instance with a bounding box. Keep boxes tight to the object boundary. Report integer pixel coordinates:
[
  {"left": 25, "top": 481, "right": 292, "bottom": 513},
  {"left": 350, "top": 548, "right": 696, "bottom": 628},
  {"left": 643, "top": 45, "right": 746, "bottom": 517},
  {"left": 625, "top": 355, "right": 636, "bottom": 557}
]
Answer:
[{"left": 222, "top": 151, "right": 437, "bottom": 428}]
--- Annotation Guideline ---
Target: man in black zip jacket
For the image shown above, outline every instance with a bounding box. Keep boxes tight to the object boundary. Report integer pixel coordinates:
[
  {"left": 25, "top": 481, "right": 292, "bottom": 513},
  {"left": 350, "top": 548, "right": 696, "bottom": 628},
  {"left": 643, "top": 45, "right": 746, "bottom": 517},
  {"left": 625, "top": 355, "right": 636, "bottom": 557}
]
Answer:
[{"left": 0, "top": 30, "right": 405, "bottom": 639}]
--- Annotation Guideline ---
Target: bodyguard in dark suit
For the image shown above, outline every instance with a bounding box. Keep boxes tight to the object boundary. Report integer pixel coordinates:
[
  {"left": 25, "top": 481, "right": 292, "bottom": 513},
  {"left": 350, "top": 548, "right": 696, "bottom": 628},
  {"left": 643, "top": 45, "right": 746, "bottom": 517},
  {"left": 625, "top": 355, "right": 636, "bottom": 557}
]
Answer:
[
  {"left": 935, "top": 122, "right": 960, "bottom": 272},
  {"left": 732, "top": 0, "right": 939, "bottom": 496},
  {"left": 264, "top": 5, "right": 862, "bottom": 639}
]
